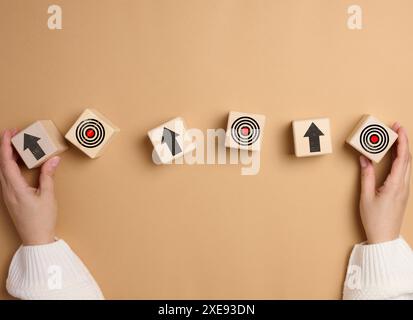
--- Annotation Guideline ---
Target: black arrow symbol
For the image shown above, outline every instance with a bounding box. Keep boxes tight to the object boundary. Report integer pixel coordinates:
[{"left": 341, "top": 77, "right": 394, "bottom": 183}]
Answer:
[
  {"left": 161, "top": 128, "right": 182, "bottom": 156},
  {"left": 304, "top": 122, "right": 324, "bottom": 153},
  {"left": 23, "top": 134, "right": 46, "bottom": 160}
]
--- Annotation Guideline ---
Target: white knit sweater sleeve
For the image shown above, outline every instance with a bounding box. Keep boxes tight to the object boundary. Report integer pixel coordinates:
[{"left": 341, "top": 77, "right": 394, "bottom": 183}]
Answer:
[
  {"left": 343, "top": 237, "right": 413, "bottom": 300},
  {"left": 6, "top": 239, "right": 104, "bottom": 300}
]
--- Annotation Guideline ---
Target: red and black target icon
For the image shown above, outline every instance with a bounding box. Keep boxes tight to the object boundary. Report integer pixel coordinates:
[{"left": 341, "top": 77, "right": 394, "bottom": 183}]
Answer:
[
  {"left": 75, "top": 119, "right": 106, "bottom": 148},
  {"left": 231, "top": 116, "right": 261, "bottom": 146},
  {"left": 360, "top": 124, "right": 389, "bottom": 154}
]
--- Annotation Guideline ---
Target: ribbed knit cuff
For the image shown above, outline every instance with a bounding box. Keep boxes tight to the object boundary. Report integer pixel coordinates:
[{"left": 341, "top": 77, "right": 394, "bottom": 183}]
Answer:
[
  {"left": 6, "top": 240, "right": 104, "bottom": 300},
  {"left": 343, "top": 237, "right": 413, "bottom": 300}
]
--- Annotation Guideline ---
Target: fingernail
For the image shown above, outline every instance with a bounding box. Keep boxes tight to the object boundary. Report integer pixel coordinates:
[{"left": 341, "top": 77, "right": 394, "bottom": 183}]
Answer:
[
  {"left": 393, "top": 122, "right": 401, "bottom": 132},
  {"left": 50, "top": 157, "right": 61, "bottom": 167},
  {"left": 360, "top": 156, "right": 368, "bottom": 168}
]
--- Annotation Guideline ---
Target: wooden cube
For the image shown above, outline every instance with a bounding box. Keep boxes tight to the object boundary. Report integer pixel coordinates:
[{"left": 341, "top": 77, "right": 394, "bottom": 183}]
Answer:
[
  {"left": 292, "top": 118, "right": 333, "bottom": 157},
  {"left": 147, "top": 117, "right": 195, "bottom": 164},
  {"left": 346, "top": 115, "right": 398, "bottom": 163},
  {"left": 65, "top": 109, "right": 120, "bottom": 159},
  {"left": 224, "top": 111, "right": 266, "bottom": 151},
  {"left": 11, "top": 120, "right": 68, "bottom": 169}
]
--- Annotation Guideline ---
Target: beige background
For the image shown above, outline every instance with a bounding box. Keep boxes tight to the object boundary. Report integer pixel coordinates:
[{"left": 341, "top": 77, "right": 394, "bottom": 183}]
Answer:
[{"left": 0, "top": 0, "right": 413, "bottom": 299}]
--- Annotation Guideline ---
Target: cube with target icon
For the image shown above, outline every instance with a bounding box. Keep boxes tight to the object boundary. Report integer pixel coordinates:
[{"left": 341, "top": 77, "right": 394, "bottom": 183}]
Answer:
[
  {"left": 224, "top": 111, "right": 266, "bottom": 151},
  {"left": 65, "top": 109, "right": 120, "bottom": 159},
  {"left": 346, "top": 115, "right": 398, "bottom": 163},
  {"left": 147, "top": 117, "right": 196, "bottom": 164}
]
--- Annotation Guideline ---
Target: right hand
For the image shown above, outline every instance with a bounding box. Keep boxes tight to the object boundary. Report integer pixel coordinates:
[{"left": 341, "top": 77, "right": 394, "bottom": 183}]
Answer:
[{"left": 359, "top": 122, "right": 411, "bottom": 244}]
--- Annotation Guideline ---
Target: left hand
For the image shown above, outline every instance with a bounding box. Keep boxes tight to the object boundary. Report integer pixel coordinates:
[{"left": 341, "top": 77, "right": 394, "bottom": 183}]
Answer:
[{"left": 0, "top": 129, "right": 61, "bottom": 245}]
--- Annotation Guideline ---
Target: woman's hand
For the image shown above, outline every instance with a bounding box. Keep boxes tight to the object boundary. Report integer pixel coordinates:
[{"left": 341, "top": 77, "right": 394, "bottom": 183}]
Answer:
[
  {"left": 359, "top": 122, "right": 412, "bottom": 244},
  {"left": 0, "top": 129, "right": 61, "bottom": 245}
]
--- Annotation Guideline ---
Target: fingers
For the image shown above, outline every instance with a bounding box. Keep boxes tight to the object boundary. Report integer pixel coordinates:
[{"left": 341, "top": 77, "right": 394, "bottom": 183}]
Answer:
[
  {"left": 391, "top": 122, "right": 401, "bottom": 161},
  {"left": 405, "top": 155, "right": 411, "bottom": 188},
  {"left": 391, "top": 122, "right": 401, "bottom": 132},
  {"left": 0, "top": 129, "right": 19, "bottom": 185},
  {"left": 360, "top": 155, "right": 376, "bottom": 200},
  {"left": 39, "top": 156, "right": 61, "bottom": 196},
  {"left": 0, "top": 129, "right": 28, "bottom": 191},
  {"left": 10, "top": 129, "right": 19, "bottom": 162},
  {"left": 387, "top": 126, "right": 411, "bottom": 188}
]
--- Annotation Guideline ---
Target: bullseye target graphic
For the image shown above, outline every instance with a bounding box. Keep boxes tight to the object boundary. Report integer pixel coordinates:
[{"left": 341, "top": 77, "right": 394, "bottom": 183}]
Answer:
[
  {"left": 231, "top": 116, "right": 261, "bottom": 146},
  {"left": 359, "top": 124, "right": 389, "bottom": 154},
  {"left": 75, "top": 119, "right": 106, "bottom": 148}
]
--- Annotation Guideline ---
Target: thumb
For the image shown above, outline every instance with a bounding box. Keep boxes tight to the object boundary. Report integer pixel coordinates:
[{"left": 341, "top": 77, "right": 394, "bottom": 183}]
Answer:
[
  {"left": 360, "top": 155, "right": 376, "bottom": 200},
  {"left": 39, "top": 156, "right": 61, "bottom": 196}
]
